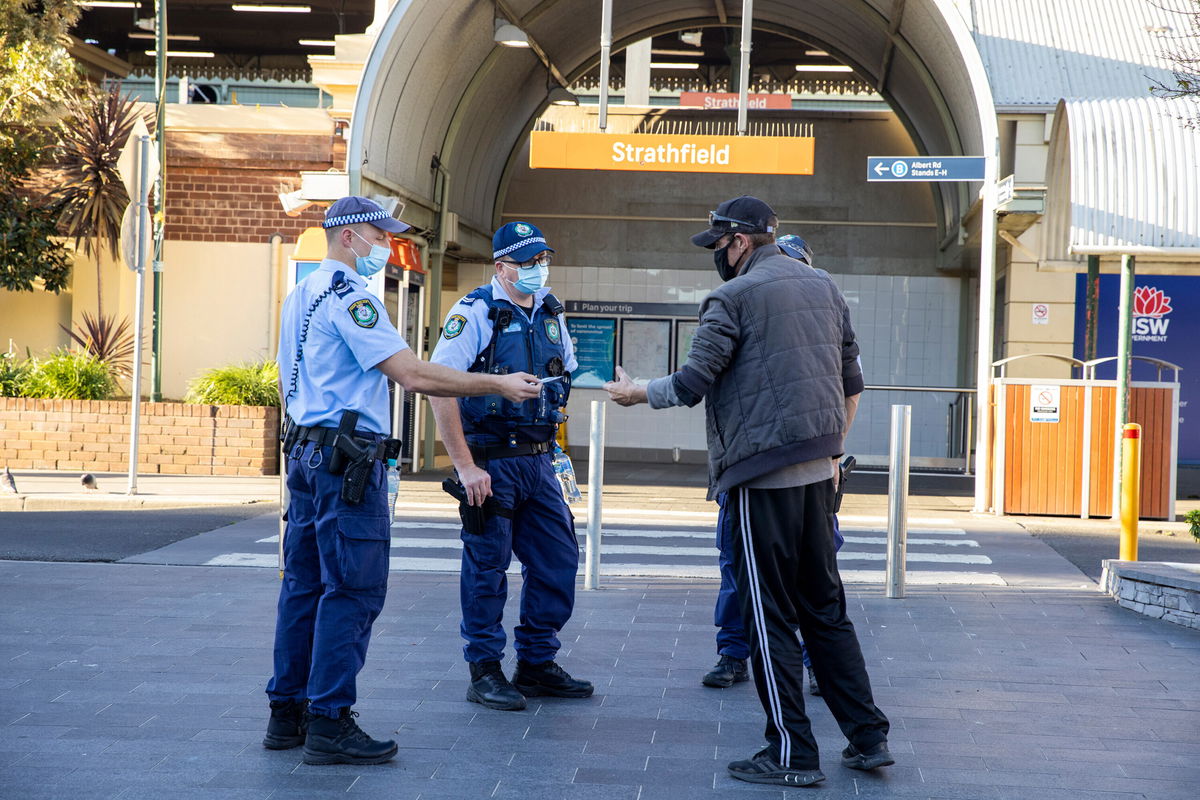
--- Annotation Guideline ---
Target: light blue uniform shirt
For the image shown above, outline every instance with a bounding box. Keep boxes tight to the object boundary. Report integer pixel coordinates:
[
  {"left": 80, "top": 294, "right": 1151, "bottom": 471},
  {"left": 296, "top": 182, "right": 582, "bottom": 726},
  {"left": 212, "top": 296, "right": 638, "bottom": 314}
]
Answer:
[
  {"left": 430, "top": 276, "right": 578, "bottom": 373},
  {"left": 278, "top": 258, "right": 408, "bottom": 434}
]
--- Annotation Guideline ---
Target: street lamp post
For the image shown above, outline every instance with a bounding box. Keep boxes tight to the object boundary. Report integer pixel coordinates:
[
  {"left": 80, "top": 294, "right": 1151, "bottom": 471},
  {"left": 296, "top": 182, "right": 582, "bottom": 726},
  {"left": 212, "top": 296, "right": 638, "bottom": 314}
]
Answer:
[{"left": 151, "top": 0, "right": 167, "bottom": 401}]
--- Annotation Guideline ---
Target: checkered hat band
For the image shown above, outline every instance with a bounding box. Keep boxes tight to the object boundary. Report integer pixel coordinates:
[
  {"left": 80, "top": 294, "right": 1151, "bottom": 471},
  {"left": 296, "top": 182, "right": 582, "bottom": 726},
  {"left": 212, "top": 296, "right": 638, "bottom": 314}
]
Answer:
[
  {"left": 322, "top": 209, "right": 390, "bottom": 228},
  {"left": 494, "top": 236, "right": 546, "bottom": 259}
]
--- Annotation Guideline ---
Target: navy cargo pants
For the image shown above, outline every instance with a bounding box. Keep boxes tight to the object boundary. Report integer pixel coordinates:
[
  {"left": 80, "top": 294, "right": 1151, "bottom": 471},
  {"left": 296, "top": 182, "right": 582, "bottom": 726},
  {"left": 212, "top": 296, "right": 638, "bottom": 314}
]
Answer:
[
  {"left": 266, "top": 439, "right": 389, "bottom": 718},
  {"left": 460, "top": 452, "right": 579, "bottom": 664}
]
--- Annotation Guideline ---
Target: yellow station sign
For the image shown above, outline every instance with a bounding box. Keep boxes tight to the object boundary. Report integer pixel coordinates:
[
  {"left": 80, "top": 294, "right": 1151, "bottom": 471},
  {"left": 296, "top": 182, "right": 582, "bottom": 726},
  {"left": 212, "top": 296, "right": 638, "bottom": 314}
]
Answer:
[{"left": 530, "top": 131, "right": 815, "bottom": 175}]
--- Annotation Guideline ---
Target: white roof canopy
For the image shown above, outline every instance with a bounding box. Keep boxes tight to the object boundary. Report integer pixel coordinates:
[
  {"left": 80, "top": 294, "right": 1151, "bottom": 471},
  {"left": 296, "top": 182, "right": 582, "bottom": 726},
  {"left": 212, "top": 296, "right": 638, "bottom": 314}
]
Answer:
[{"left": 1044, "top": 97, "right": 1200, "bottom": 261}]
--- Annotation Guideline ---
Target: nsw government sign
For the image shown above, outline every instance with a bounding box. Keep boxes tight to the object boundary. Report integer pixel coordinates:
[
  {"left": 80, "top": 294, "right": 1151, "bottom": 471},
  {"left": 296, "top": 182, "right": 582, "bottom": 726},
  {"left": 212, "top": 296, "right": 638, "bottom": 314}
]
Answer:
[
  {"left": 867, "top": 156, "right": 985, "bottom": 182},
  {"left": 530, "top": 131, "right": 814, "bottom": 175}
]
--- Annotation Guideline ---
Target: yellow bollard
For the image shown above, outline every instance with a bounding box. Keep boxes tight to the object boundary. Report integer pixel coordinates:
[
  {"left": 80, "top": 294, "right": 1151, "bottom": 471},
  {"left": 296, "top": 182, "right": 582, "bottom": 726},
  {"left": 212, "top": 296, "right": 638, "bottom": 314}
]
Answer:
[{"left": 1119, "top": 423, "right": 1141, "bottom": 561}]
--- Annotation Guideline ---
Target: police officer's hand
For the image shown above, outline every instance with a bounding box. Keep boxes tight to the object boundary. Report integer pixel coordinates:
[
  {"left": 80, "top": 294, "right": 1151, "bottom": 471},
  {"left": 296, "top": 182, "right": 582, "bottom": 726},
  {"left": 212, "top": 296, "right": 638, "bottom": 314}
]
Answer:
[
  {"left": 458, "top": 464, "right": 492, "bottom": 506},
  {"left": 604, "top": 366, "right": 647, "bottom": 406},
  {"left": 496, "top": 372, "right": 542, "bottom": 402}
]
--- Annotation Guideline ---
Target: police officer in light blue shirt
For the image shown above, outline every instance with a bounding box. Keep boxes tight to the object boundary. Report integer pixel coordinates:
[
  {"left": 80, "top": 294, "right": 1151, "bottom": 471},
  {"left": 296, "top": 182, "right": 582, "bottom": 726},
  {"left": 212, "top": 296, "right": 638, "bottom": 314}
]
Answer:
[
  {"left": 429, "top": 221, "right": 592, "bottom": 712},
  {"left": 266, "top": 197, "right": 540, "bottom": 765}
]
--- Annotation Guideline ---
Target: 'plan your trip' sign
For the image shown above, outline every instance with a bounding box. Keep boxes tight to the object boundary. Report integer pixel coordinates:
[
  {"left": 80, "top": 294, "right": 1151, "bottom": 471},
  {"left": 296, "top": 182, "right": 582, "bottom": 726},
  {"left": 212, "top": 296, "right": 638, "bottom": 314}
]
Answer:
[{"left": 531, "top": 131, "right": 815, "bottom": 175}]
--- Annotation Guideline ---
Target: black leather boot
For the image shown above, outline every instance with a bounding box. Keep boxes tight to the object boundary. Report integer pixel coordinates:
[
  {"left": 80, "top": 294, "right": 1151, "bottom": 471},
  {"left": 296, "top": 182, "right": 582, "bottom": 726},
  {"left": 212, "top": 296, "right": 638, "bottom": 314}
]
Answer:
[
  {"left": 513, "top": 659, "right": 594, "bottom": 698},
  {"left": 302, "top": 708, "right": 398, "bottom": 766},
  {"left": 467, "top": 661, "right": 527, "bottom": 711},
  {"left": 702, "top": 655, "right": 749, "bottom": 688},
  {"left": 263, "top": 698, "right": 308, "bottom": 750}
]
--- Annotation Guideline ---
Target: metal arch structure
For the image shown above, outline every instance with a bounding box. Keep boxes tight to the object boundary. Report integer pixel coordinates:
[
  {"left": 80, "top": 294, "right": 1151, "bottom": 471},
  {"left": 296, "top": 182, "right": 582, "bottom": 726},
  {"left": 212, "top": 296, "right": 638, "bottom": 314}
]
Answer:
[{"left": 348, "top": 0, "right": 999, "bottom": 507}]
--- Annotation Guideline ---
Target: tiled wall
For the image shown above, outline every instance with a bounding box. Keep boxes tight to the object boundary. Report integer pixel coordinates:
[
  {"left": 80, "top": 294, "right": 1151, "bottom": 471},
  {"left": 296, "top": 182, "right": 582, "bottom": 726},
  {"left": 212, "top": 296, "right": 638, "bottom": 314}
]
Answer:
[
  {"left": 457, "top": 265, "right": 965, "bottom": 462},
  {"left": 833, "top": 274, "right": 965, "bottom": 460}
]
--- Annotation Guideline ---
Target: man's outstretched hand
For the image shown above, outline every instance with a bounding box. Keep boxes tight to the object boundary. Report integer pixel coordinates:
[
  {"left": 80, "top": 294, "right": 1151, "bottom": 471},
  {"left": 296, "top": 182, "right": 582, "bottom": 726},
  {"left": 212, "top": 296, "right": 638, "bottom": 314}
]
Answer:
[
  {"left": 497, "top": 372, "right": 542, "bottom": 402},
  {"left": 604, "top": 366, "right": 647, "bottom": 407}
]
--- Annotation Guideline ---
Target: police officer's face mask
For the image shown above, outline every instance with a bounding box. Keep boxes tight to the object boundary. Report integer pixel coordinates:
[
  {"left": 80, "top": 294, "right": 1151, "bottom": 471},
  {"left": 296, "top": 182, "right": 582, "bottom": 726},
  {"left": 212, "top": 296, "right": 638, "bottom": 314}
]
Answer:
[
  {"left": 502, "top": 258, "right": 550, "bottom": 294},
  {"left": 349, "top": 229, "right": 390, "bottom": 277}
]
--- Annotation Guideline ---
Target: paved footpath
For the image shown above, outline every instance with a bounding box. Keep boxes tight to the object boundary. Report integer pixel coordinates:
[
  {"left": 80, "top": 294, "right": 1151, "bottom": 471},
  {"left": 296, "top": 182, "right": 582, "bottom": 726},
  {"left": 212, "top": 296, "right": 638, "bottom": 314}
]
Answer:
[{"left": 2, "top": 467, "right": 1200, "bottom": 798}]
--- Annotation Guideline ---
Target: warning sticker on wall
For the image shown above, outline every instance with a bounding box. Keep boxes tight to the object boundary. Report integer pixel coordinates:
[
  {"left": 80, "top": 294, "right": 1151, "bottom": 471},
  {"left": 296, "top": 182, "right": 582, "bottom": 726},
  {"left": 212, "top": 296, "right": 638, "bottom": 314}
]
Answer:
[{"left": 1030, "top": 385, "right": 1061, "bottom": 423}]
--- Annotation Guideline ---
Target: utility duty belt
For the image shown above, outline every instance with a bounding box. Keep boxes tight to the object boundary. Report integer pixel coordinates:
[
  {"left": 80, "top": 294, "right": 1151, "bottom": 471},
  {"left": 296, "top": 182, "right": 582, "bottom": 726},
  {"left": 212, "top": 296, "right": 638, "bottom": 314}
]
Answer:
[
  {"left": 282, "top": 413, "right": 400, "bottom": 505},
  {"left": 468, "top": 439, "right": 553, "bottom": 463}
]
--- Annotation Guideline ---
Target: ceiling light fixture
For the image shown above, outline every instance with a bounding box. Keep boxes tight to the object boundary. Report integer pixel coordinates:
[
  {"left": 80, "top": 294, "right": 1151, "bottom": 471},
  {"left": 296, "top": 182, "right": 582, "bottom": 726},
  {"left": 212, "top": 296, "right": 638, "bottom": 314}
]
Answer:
[
  {"left": 794, "top": 64, "right": 853, "bottom": 72},
  {"left": 77, "top": 1, "right": 140, "bottom": 7},
  {"left": 145, "top": 50, "right": 215, "bottom": 58},
  {"left": 805, "top": 49, "right": 830, "bottom": 56},
  {"left": 548, "top": 87, "right": 578, "bottom": 106},
  {"left": 231, "top": 4, "right": 312, "bottom": 12},
  {"left": 128, "top": 32, "right": 201, "bottom": 41},
  {"left": 494, "top": 19, "right": 529, "bottom": 47},
  {"left": 679, "top": 30, "right": 703, "bottom": 47},
  {"left": 649, "top": 62, "right": 700, "bottom": 70},
  {"left": 651, "top": 48, "right": 702, "bottom": 57},
  {"left": 298, "top": 39, "right": 336, "bottom": 47}
]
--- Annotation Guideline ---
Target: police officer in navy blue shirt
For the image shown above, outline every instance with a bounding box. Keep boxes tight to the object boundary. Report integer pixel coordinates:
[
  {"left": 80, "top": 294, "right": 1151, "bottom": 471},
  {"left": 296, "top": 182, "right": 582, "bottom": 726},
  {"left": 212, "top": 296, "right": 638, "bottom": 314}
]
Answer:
[
  {"left": 266, "top": 197, "right": 540, "bottom": 764},
  {"left": 429, "top": 221, "right": 592, "bottom": 711}
]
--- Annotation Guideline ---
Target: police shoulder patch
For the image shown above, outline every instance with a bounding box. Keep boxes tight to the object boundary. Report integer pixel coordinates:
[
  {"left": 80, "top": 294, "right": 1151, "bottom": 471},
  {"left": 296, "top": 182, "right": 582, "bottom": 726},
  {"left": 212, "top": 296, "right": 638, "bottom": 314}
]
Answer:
[
  {"left": 444, "top": 314, "right": 468, "bottom": 339},
  {"left": 544, "top": 318, "right": 561, "bottom": 344},
  {"left": 348, "top": 298, "right": 378, "bottom": 328}
]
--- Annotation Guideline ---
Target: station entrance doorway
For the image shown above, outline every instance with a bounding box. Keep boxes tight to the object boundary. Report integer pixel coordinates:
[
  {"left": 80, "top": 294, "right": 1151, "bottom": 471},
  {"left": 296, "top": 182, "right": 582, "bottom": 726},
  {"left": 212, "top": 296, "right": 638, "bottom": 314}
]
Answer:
[{"left": 349, "top": 0, "right": 998, "bottom": 489}]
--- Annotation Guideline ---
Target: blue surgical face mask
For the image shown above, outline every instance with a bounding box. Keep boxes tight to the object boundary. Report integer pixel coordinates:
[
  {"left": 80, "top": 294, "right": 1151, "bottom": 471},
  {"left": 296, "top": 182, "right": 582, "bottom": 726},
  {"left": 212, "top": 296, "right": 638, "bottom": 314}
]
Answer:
[
  {"left": 350, "top": 230, "right": 389, "bottom": 277},
  {"left": 505, "top": 262, "right": 549, "bottom": 294}
]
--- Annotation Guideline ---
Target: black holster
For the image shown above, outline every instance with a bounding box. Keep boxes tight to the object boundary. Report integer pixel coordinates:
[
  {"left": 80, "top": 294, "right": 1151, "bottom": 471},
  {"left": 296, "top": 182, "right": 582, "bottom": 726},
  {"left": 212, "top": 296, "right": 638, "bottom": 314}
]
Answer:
[
  {"left": 833, "top": 455, "right": 855, "bottom": 514},
  {"left": 441, "top": 478, "right": 512, "bottom": 535}
]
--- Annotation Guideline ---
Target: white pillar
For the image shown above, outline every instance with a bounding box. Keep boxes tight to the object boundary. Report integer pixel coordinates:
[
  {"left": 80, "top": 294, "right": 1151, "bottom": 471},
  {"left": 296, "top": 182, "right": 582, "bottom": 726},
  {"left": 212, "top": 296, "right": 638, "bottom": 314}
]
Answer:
[{"left": 623, "top": 39, "right": 652, "bottom": 106}]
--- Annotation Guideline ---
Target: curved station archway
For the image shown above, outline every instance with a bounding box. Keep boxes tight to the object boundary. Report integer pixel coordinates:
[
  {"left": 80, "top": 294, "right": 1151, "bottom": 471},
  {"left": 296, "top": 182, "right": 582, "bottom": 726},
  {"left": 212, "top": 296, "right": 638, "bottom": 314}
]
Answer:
[{"left": 349, "top": 0, "right": 998, "bottom": 506}]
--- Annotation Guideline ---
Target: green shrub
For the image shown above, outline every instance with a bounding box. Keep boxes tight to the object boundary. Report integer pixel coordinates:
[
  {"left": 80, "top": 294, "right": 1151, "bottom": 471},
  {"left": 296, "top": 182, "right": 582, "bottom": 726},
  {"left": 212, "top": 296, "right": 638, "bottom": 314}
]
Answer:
[
  {"left": 0, "top": 353, "right": 32, "bottom": 396},
  {"left": 185, "top": 360, "right": 280, "bottom": 407},
  {"left": 19, "top": 349, "right": 117, "bottom": 400},
  {"left": 1185, "top": 509, "right": 1200, "bottom": 543}
]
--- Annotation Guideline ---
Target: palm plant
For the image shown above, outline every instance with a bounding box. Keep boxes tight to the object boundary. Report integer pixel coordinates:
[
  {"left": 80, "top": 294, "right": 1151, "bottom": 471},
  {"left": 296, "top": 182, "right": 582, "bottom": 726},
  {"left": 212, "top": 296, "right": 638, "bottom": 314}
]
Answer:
[
  {"left": 58, "top": 311, "right": 138, "bottom": 379},
  {"left": 47, "top": 83, "right": 148, "bottom": 318}
]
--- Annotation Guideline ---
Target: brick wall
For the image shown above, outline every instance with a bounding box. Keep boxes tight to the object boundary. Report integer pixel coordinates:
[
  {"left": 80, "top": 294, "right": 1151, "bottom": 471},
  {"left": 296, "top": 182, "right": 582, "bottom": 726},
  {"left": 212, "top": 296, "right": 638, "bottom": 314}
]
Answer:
[
  {"left": 0, "top": 398, "right": 279, "bottom": 476},
  {"left": 164, "top": 129, "right": 336, "bottom": 242}
]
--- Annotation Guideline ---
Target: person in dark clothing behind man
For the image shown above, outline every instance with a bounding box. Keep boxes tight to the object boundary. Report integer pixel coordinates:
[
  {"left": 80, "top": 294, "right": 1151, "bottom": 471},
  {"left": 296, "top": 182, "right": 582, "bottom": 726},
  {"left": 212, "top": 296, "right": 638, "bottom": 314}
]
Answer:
[{"left": 604, "top": 196, "right": 891, "bottom": 787}]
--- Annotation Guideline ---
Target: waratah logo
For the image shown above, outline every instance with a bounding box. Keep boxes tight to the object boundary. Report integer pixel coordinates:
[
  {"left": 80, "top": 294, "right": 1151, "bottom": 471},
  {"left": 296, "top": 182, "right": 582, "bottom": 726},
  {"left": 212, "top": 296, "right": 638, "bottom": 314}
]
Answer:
[{"left": 1133, "top": 286, "right": 1172, "bottom": 340}]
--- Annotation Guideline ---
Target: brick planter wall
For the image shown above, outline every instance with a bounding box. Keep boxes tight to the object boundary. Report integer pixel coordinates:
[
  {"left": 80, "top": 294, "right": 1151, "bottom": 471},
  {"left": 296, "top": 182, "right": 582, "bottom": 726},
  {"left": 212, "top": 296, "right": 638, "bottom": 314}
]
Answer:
[{"left": 0, "top": 398, "right": 279, "bottom": 476}]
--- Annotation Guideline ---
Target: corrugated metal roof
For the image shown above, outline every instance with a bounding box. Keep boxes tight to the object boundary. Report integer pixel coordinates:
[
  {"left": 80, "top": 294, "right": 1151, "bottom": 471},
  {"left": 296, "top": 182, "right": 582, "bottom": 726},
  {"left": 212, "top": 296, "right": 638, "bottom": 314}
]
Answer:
[
  {"left": 969, "top": 0, "right": 1183, "bottom": 107},
  {"left": 1043, "top": 97, "right": 1200, "bottom": 258}
]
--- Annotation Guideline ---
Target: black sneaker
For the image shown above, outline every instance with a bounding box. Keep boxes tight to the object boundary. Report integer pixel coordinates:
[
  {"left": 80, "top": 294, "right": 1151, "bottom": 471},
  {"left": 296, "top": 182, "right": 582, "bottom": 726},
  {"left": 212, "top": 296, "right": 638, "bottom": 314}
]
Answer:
[
  {"left": 702, "top": 655, "right": 750, "bottom": 688},
  {"left": 467, "top": 661, "right": 527, "bottom": 711},
  {"left": 728, "top": 748, "right": 825, "bottom": 786},
  {"left": 263, "top": 698, "right": 308, "bottom": 750},
  {"left": 842, "top": 741, "right": 895, "bottom": 771},
  {"left": 302, "top": 708, "right": 398, "bottom": 766},
  {"left": 807, "top": 666, "right": 821, "bottom": 696},
  {"left": 512, "top": 659, "right": 594, "bottom": 698}
]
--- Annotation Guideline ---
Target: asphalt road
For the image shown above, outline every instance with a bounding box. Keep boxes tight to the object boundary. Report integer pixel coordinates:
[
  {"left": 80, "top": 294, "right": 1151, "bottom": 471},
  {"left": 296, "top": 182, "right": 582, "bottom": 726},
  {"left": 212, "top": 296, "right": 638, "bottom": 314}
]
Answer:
[
  {"left": 0, "top": 504, "right": 278, "bottom": 562},
  {"left": 1022, "top": 523, "right": 1200, "bottom": 581}
]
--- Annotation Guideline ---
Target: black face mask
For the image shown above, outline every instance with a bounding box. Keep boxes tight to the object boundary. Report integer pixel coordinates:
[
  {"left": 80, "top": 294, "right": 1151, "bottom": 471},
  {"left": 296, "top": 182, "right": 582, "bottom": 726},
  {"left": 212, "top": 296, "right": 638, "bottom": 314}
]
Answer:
[{"left": 714, "top": 241, "right": 739, "bottom": 281}]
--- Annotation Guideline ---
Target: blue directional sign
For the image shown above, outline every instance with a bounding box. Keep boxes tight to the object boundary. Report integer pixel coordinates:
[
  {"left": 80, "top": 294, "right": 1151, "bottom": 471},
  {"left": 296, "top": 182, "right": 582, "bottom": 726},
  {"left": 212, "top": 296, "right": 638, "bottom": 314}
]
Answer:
[{"left": 867, "top": 156, "right": 986, "bottom": 182}]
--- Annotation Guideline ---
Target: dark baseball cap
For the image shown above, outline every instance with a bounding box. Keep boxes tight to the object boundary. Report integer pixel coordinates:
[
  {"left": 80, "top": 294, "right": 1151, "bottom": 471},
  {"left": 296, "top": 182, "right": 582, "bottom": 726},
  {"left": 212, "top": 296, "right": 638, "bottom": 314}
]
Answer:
[
  {"left": 322, "top": 196, "right": 411, "bottom": 233},
  {"left": 691, "top": 195, "right": 776, "bottom": 248},
  {"left": 777, "top": 234, "right": 813, "bottom": 264}
]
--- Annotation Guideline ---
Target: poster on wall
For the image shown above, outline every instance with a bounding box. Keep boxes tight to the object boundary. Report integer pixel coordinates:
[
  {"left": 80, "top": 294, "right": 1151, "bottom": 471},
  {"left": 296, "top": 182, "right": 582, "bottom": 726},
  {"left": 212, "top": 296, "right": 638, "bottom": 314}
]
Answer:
[
  {"left": 620, "top": 319, "right": 672, "bottom": 382},
  {"left": 568, "top": 317, "right": 616, "bottom": 388},
  {"left": 675, "top": 321, "right": 699, "bottom": 370},
  {"left": 1073, "top": 274, "right": 1197, "bottom": 462}
]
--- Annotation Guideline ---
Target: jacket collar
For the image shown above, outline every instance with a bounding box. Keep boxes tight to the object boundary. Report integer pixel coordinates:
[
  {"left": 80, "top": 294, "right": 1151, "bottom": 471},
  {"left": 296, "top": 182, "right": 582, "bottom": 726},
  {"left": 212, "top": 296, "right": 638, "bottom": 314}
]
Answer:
[{"left": 738, "top": 243, "right": 786, "bottom": 276}]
